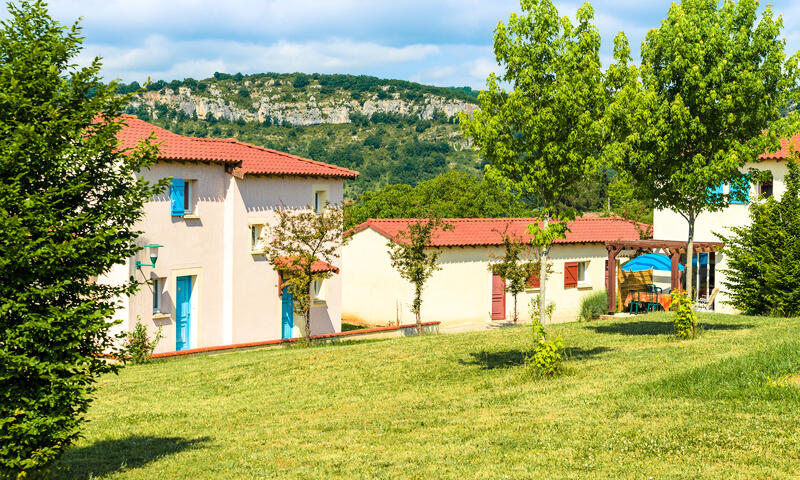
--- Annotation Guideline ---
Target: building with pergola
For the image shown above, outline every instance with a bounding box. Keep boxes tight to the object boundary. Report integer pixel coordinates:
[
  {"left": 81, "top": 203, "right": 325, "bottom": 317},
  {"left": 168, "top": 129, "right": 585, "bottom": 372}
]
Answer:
[
  {"left": 647, "top": 132, "right": 800, "bottom": 314},
  {"left": 605, "top": 240, "right": 724, "bottom": 314}
]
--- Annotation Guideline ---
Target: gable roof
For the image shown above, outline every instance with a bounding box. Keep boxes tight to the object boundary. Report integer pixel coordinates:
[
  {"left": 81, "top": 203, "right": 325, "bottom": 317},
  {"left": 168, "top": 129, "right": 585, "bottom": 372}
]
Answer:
[
  {"left": 116, "top": 115, "right": 359, "bottom": 179},
  {"left": 761, "top": 133, "right": 800, "bottom": 160},
  {"left": 346, "top": 217, "right": 648, "bottom": 247}
]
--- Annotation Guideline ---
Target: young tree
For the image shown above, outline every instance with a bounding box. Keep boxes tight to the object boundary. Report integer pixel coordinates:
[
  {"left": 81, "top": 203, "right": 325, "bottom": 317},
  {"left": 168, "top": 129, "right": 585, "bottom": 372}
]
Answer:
[
  {"left": 387, "top": 218, "right": 451, "bottom": 334},
  {"left": 461, "top": 0, "right": 606, "bottom": 325},
  {"left": 0, "top": 2, "right": 163, "bottom": 475},
  {"left": 720, "top": 159, "right": 800, "bottom": 316},
  {"left": 489, "top": 229, "right": 539, "bottom": 324},
  {"left": 604, "top": 0, "right": 800, "bottom": 295},
  {"left": 261, "top": 204, "right": 346, "bottom": 341}
]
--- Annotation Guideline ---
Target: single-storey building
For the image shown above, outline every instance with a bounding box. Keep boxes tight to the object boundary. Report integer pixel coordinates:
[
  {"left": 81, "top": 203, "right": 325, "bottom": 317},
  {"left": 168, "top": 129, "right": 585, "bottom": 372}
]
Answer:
[
  {"left": 341, "top": 217, "right": 645, "bottom": 330},
  {"left": 99, "top": 116, "right": 359, "bottom": 354}
]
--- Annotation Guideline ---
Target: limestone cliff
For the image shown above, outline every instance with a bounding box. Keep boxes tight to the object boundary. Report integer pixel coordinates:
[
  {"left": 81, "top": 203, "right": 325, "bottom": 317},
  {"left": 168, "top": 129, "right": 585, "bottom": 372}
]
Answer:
[{"left": 127, "top": 77, "right": 479, "bottom": 127}]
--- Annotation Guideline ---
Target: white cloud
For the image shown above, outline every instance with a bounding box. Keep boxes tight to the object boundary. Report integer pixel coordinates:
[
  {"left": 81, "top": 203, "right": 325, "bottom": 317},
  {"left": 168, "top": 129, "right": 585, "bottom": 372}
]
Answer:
[
  {"left": 79, "top": 35, "right": 440, "bottom": 82},
  {"left": 9, "top": 0, "right": 800, "bottom": 88}
]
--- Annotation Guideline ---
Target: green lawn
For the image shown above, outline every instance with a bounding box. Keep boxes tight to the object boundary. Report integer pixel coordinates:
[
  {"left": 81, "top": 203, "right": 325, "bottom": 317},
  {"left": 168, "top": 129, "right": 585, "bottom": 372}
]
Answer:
[{"left": 58, "top": 313, "right": 800, "bottom": 479}]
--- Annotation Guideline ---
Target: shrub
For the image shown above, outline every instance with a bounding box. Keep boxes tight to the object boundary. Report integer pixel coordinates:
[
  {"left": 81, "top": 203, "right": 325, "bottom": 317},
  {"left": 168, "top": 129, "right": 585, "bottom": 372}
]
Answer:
[
  {"left": 363, "top": 133, "right": 382, "bottom": 149},
  {"left": 577, "top": 289, "right": 607, "bottom": 321},
  {"left": 293, "top": 73, "right": 310, "bottom": 89},
  {"left": 525, "top": 297, "right": 563, "bottom": 376},
  {"left": 526, "top": 321, "right": 565, "bottom": 376},
  {"left": 123, "top": 319, "right": 164, "bottom": 364},
  {"left": 672, "top": 290, "right": 698, "bottom": 339}
]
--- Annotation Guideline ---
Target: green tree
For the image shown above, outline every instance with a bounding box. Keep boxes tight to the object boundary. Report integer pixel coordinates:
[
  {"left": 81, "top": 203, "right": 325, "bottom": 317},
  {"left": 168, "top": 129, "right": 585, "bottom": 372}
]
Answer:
[
  {"left": 720, "top": 159, "right": 800, "bottom": 316},
  {"left": 602, "top": 176, "right": 654, "bottom": 239},
  {"left": 604, "top": 0, "right": 800, "bottom": 294},
  {"left": 489, "top": 229, "right": 539, "bottom": 323},
  {"left": 0, "top": 2, "right": 163, "bottom": 475},
  {"left": 387, "top": 218, "right": 452, "bottom": 334},
  {"left": 461, "top": 0, "right": 606, "bottom": 326},
  {"left": 344, "top": 170, "right": 534, "bottom": 229},
  {"left": 261, "top": 204, "right": 346, "bottom": 342}
]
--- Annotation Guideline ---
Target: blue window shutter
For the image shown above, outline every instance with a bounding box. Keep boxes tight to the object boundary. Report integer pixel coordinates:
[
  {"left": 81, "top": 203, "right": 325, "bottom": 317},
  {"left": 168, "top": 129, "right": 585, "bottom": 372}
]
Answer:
[
  {"left": 730, "top": 175, "right": 749, "bottom": 204},
  {"left": 170, "top": 179, "right": 185, "bottom": 216},
  {"left": 707, "top": 182, "right": 724, "bottom": 200}
]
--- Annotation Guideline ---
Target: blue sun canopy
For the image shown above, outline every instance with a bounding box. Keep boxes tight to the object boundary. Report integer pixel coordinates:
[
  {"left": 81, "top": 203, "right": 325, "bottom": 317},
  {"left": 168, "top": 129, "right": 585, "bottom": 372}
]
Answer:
[{"left": 621, "top": 253, "right": 685, "bottom": 272}]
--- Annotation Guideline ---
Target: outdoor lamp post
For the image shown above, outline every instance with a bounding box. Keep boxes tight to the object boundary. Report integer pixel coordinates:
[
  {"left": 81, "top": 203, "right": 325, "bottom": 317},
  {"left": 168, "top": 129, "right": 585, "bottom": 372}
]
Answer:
[{"left": 136, "top": 243, "right": 163, "bottom": 269}]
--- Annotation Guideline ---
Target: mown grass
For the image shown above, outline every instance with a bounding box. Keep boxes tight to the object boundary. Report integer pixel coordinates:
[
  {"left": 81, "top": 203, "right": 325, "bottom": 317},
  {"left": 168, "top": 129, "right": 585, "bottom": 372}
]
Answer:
[{"left": 57, "top": 313, "right": 800, "bottom": 479}]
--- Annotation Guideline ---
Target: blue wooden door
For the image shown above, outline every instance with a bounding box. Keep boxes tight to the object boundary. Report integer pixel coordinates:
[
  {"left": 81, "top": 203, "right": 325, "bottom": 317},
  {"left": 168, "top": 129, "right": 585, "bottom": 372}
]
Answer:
[
  {"left": 176, "top": 276, "right": 192, "bottom": 351},
  {"left": 281, "top": 285, "right": 293, "bottom": 339}
]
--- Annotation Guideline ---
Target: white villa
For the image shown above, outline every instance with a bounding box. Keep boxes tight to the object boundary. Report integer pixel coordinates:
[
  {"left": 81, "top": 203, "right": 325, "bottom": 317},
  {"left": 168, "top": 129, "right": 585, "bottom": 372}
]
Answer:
[
  {"left": 653, "top": 134, "right": 798, "bottom": 313},
  {"left": 342, "top": 217, "right": 644, "bottom": 330},
  {"left": 100, "top": 116, "right": 358, "bottom": 354}
]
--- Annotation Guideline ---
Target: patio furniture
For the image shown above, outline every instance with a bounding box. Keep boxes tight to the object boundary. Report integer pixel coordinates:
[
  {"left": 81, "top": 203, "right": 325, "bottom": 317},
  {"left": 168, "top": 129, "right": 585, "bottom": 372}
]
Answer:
[
  {"left": 623, "top": 290, "right": 674, "bottom": 313},
  {"left": 628, "top": 290, "right": 643, "bottom": 314},
  {"left": 695, "top": 287, "right": 720, "bottom": 311},
  {"left": 645, "top": 284, "right": 663, "bottom": 312}
]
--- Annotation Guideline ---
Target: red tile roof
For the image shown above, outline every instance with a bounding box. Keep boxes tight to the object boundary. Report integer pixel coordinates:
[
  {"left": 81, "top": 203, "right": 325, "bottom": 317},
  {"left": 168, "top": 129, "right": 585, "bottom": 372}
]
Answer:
[
  {"left": 761, "top": 133, "right": 800, "bottom": 160},
  {"left": 274, "top": 256, "right": 339, "bottom": 274},
  {"left": 347, "top": 217, "right": 648, "bottom": 247},
  {"left": 116, "top": 115, "right": 359, "bottom": 179}
]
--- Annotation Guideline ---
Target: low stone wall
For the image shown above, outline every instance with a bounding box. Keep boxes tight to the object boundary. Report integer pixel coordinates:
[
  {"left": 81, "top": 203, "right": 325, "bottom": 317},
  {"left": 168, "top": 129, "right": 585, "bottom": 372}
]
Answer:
[{"left": 150, "top": 321, "right": 441, "bottom": 358}]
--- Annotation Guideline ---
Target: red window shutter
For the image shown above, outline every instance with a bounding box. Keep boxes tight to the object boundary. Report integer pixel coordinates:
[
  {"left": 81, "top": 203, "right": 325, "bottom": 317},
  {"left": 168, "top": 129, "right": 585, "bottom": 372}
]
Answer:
[
  {"left": 526, "top": 271, "right": 540, "bottom": 288},
  {"left": 564, "top": 262, "right": 578, "bottom": 288}
]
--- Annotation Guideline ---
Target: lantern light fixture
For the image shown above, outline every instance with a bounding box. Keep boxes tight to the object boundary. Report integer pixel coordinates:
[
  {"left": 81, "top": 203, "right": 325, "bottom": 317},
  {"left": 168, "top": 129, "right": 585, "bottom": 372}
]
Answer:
[{"left": 136, "top": 244, "right": 163, "bottom": 269}]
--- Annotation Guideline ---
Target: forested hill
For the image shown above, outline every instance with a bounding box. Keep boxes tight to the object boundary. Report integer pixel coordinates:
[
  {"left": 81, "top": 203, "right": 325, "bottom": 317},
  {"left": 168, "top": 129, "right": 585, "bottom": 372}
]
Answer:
[{"left": 118, "top": 72, "right": 482, "bottom": 198}]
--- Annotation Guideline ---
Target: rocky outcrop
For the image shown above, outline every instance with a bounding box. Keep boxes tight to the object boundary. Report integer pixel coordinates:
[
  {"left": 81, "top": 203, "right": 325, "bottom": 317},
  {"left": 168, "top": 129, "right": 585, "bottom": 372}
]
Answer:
[{"left": 129, "top": 87, "right": 478, "bottom": 127}]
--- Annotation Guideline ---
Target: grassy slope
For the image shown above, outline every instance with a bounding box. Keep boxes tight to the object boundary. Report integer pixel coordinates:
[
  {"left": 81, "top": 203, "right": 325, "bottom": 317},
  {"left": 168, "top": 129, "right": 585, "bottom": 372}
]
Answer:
[{"left": 58, "top": 313, "right": 800, "bottom": 479}]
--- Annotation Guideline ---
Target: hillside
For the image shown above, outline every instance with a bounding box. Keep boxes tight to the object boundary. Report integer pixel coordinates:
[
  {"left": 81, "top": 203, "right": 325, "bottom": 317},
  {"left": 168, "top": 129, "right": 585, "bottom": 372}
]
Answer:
[{"left": 119, "top": 73, "right": 482, "bottom": 198}]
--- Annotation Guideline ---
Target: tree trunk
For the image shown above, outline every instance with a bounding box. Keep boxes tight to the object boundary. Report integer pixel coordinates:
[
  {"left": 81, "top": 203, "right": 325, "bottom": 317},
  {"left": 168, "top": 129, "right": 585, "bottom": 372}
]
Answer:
[
  {"left": 513, "top": 294, "right": 518, "bottom": 324},
  {"left": 685, "top": 215, "right": 696, "bottom": 299},
  {"left": 304, "top": 271, "right": 312, "bottom": 343},
  {"left": 305, "top": 309, "right": 311, "bottom": 342},
  {"left": 415, "top": 284, "right": 423, "bottom": 334},
  {"left": 539, "top": 215, "right": 549, "bottom": 326}
]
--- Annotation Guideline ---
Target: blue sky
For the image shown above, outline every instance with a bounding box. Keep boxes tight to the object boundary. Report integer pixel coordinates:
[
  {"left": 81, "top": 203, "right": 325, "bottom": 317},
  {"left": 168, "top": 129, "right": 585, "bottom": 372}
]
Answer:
[{"left": 16, "top": 0, "right": 800, "bottom": 89}]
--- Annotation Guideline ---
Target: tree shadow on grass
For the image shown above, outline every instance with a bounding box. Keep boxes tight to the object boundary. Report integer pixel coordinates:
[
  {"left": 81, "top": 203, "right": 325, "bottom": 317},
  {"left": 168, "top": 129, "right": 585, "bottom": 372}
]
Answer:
[
  {"left": 587, "top": 320, "right": 753, "bottom": 336},
  {"left": 56, "top": 435, "right": 210, "bottom": 480},
  {"left": 564, "top": 346, "right": 613, "bottom": 360},
  {"left": 461, "top": 346, "right": 612, "bottom": 369},
  {"left": 461, "top": 349, "right": 526, "bottom": 369}
]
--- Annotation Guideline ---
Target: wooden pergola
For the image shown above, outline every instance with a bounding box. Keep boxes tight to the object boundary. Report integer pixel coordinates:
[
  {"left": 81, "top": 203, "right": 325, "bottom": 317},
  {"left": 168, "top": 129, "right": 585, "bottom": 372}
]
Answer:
[{"left": 605, "top": 239, "right": 724, "bottom": 313}]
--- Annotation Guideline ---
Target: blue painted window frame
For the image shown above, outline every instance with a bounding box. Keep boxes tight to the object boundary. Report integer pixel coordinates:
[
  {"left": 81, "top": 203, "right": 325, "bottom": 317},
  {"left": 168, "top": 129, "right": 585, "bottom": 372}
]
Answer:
[{"left": 170, "top": 178, "right": 185, "bottom": 216}]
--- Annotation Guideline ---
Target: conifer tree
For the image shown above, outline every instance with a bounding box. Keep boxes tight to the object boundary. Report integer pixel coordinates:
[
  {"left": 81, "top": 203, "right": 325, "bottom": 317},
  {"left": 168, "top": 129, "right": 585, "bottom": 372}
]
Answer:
[{"left": 0, "top": 1, "right": 163, "bottom": 475}]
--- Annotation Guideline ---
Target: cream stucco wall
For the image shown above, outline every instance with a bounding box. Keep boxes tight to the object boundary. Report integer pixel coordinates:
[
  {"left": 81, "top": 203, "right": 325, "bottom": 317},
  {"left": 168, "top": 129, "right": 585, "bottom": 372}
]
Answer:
[
  {"left": 99, "top": 161, "right": 345, "bottom": 354},
  {"left": 653, "top": 159, "right": 789, "bottom": 313},
  {"left": 233, "top": 176, "right": 343, "bottom": 343},
  {"left": 341, "top": 228, "right": 610, "bottom": 330}
]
